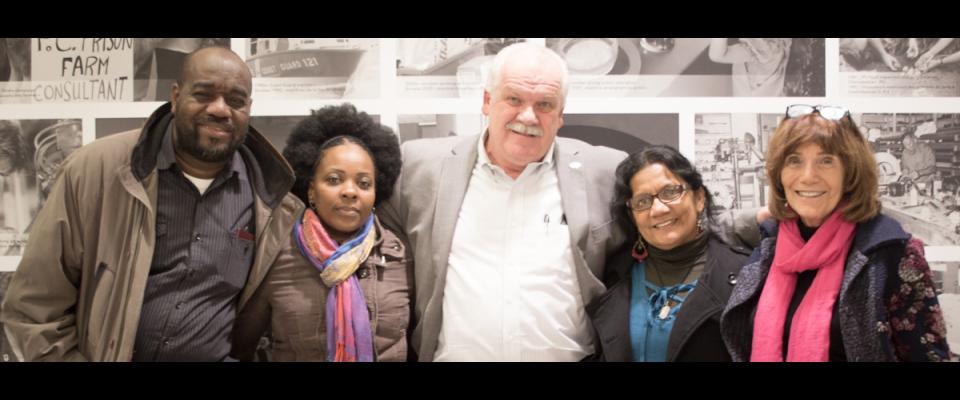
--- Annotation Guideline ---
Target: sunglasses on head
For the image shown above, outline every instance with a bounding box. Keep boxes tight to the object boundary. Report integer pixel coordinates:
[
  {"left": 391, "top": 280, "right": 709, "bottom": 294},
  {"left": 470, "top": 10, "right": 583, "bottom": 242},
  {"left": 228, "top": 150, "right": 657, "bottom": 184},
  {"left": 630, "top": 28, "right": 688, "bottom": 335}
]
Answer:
[{"left": 785, "top": 104, "right": 851, "bottom": 121}]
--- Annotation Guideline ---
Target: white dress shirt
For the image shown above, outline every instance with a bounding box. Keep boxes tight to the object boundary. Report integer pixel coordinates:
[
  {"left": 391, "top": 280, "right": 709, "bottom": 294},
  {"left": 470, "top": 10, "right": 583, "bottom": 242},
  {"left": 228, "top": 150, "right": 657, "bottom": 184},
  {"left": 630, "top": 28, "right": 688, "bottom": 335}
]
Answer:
[{"left": 434, "top": 134, "right": 594, "bottom": 362}]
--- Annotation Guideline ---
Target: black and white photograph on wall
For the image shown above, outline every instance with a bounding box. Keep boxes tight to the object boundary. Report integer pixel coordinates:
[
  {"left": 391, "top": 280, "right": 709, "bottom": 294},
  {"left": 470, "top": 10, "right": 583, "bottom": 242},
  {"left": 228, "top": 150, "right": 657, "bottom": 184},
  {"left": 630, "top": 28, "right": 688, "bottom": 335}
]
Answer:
[
  {"left": 246, "top": 39, "right": 379, "bottom": 99},
  {"left": 397, "top": 114, "right": 483, "bottom": 143},
  {"left": 0, "top": 38, "right": 29, "bottom": 82},
  {"left": 0, "top": 38, "right": 30, "bottom": 104},
  {"left": 396, "top": 38, "right": 526, "bottom": 98},
  {"left": 134, "top": 38, "right": 230, "bottom": 102},
  {"left": 0, "top": 271, "right": 18, "bottom": 362},
  {"left": 0, "top": 119, "right": 82, "bottom": 256},
  {"left": 251, "top": 114, "right": 381, "bottom": 150},
  {"left": 1, "top": 38, "right": 135, "bottom": 103},
  {"left": 935, "top": 261, "right": 960, "bottom": 354},
  {"left": 694, "top": 113, "right": 777, "bottom": 212},
  {"left": 560, "top": 113, "right": 678, "bottom": 152},
  {"left": 95, "top": 117, "right": 144, "bottom": 139},
  {"left": 545, "top": 38, "right": 825, "bottom": 97},
  {"left": 840, "top": 38, "right": 960, "bottom": 97},
  {"left": 399, "top": 113, "right": 678, "bottom": 153},
  {"left": 695, "top": 112, "right": 960, "bottom": 246},
  {"left": 250, "top": 115, "right": 312, "bottom": 149},
  {"left": 859, "top": 113, "right": 960, "bottom": 246}
]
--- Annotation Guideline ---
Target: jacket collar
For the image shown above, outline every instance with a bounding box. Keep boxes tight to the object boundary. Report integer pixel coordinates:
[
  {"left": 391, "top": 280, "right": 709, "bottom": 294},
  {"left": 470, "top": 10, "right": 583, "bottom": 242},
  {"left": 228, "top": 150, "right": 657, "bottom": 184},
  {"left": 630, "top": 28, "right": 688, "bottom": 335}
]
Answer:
[
  {"left": 758, "top": 213, "right": 909, "bottom": 255},
  {"left": 130, "top": 102, "right": 295, "bottom": 209}
]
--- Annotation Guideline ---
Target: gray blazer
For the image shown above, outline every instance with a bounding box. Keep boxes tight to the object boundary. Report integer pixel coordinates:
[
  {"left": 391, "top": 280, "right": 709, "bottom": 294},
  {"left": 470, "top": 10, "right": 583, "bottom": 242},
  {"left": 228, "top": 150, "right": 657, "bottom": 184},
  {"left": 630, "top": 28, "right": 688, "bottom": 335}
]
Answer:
[{"left": 378, "top": 134, "right": 630, "bottom": 361}]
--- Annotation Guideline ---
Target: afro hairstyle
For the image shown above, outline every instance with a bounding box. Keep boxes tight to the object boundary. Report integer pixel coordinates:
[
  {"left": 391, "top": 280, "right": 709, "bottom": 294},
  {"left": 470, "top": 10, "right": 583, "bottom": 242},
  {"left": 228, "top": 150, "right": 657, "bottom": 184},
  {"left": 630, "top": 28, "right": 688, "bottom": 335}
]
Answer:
[{"left": 282, "top": 103, "right": 401, "bottom": 207}]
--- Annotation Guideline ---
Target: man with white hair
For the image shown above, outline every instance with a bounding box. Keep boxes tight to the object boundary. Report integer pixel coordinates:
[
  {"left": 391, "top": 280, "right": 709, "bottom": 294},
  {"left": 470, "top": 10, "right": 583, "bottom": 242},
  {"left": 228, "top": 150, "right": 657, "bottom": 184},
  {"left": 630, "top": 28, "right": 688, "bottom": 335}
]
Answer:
[{"left": 380, "top": 42, "right": 758, "bottom": 361}]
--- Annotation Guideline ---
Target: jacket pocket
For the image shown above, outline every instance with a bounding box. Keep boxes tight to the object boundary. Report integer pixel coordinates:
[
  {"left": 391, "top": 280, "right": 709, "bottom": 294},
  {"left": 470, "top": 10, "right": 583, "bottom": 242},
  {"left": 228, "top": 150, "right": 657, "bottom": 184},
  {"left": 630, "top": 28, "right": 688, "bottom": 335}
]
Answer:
[{"left": 378, "top": 236, "right": 407, "bottom": 268}]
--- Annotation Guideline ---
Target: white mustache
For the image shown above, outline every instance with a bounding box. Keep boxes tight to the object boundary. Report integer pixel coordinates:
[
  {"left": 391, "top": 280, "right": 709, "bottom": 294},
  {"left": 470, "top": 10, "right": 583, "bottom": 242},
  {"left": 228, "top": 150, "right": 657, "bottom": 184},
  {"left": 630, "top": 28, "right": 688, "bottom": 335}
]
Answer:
[{"left": 506, "top": 122, "right": 544, "bottom": 137}]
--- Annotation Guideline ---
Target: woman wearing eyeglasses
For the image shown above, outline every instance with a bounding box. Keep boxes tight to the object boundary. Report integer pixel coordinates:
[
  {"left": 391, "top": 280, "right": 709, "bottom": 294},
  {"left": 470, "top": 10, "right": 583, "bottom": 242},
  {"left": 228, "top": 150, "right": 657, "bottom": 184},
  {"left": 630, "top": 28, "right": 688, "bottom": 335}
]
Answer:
[
  {"left": 721, "top": 105, "right": 951, "bottom": 362},
  {"left": 586, "top": 145, "right": 753, "bottom": 361}
]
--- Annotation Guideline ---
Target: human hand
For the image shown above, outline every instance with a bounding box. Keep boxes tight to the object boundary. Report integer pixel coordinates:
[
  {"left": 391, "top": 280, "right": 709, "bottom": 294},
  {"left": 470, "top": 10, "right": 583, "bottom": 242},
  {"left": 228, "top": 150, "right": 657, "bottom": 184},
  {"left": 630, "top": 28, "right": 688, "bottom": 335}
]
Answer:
[
  {"left": 906, "top": 38, "right": 920, "bottom": 58},
  {"left": 756, "top": 206, "right": 772, "bottom": 224},
  {"left": 916, "top": 49, "right": 937, "bottom": 67},
  {"left": 880, "top": 52, "right": 902, "bottom": 71},
  {"left": 917, "top": 56, "right": 941, "bottom": 73}
]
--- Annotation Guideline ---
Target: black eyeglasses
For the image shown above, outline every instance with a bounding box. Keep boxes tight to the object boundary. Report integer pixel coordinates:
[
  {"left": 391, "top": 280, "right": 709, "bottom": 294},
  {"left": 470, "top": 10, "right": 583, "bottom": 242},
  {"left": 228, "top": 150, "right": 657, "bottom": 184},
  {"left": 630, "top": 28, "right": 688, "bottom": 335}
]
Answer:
[
  {"left": 627, "top": 184, "right": 689, "bottom": 212},
  {"left": 785, "top": 104, "right": 850, "bottom": 121}
]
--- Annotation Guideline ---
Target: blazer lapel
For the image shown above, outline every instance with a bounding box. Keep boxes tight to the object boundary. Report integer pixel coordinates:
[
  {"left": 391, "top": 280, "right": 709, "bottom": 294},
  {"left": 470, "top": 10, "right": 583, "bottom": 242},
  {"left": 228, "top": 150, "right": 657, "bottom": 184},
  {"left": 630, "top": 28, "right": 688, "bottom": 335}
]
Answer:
[
  {"left": 430, "top": 136, "right": 478, "bottom": 282},
  {"left": 555, "top": 144, "right": 589, "bottom": 253}
]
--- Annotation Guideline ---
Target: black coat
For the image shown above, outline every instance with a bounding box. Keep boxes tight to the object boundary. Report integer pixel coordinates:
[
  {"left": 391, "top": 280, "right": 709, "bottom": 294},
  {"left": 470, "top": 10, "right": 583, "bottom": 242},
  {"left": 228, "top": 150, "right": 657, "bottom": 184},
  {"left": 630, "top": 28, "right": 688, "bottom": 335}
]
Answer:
[{"left": 586, "top": 234, "right": 751, "bottom": 361}]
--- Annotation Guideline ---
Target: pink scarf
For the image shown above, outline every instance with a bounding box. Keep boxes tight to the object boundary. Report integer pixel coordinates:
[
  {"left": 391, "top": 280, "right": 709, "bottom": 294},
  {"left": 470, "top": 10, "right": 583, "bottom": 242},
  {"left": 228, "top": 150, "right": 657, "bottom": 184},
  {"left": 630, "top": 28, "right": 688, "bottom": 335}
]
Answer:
[{"left": 750, "top": 208, "right": 856, "bottom": 362}]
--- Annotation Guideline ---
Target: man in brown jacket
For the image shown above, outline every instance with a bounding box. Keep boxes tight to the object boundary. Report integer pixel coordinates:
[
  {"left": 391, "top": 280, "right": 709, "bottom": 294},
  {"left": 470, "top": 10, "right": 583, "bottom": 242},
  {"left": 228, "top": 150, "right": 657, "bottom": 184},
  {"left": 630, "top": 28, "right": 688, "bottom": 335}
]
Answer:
[{"left": 0, "top": 46, "right": 303, "bottom": 361}]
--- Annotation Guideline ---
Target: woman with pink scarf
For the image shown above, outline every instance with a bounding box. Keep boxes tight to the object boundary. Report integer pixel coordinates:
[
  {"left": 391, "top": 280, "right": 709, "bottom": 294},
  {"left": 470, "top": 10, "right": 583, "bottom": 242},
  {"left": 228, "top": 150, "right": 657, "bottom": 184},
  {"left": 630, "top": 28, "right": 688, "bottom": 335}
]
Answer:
[
  {"left": 232, "top": 104, "right": 411, "bottom": 362},
  {"left": 721, "top": 105, "right": 951, "bottom": 361}
]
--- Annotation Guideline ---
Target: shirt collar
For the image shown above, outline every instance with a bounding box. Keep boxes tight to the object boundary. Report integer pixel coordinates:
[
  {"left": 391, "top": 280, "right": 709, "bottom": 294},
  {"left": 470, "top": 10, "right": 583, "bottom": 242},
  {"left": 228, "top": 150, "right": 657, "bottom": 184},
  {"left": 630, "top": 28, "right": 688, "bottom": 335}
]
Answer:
[{"left": 476, "top": 130, "right": 557, "bottom": 174}]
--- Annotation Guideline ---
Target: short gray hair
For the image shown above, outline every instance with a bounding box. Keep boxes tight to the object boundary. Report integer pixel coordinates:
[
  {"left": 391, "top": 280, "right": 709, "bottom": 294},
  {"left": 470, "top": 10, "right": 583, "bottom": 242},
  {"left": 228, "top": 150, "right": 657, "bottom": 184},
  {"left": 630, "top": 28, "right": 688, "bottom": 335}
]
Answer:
[{"left": 485, "top": 42, "right": 569, "bottom": 104}]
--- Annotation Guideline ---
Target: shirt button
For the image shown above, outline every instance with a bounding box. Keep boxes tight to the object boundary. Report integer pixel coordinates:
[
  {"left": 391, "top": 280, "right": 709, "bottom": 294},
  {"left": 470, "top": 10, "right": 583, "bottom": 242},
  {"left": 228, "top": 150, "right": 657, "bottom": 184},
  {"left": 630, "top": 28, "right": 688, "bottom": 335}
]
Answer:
[
  {"left": 175, "top": 303, "right": 183, "bottom": 310},
  {"left": 162, "top": 338, "right": 170, "bottom": 346},
  {"left": 358, "top": 268, "right": 369, "bottom": 279}
]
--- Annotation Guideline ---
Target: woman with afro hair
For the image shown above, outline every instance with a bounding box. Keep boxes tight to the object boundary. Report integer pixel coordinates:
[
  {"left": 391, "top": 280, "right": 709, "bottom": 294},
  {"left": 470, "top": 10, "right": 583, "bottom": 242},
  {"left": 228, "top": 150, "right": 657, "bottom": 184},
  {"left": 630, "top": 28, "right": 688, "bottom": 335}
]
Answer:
[{"left": 232, "top": 103, "right": 412, "bottom": 362}]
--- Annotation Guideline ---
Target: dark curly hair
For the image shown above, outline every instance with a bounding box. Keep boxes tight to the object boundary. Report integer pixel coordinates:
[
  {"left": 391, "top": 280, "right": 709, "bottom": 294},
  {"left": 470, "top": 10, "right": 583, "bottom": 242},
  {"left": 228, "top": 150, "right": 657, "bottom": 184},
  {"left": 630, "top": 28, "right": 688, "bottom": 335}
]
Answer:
[
  {"left": 282, "top": 103, "right": 401, "bottom": 207},
  {"left": 611, "top": 145, "right": 714, "bottom": 240}
]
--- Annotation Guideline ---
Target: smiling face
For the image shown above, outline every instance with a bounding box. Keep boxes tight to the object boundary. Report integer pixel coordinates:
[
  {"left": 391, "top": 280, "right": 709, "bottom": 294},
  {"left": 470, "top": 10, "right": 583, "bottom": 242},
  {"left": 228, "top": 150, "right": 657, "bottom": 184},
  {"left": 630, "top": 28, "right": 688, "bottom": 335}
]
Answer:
[
  {"left": 780, "top": 141, "right": 845, "bottom": 227},
  {"left": 170, "top": 47, "right": 253, "bottom": 164},
  {"left": 308, "top": 142, "right": 376, "bottom": 243},
  {"left": 629, "top": 163, "right": 705, "bottom": 251},
  {"left": 481, "top": 52, "right": 565, "bottom": 178}
]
